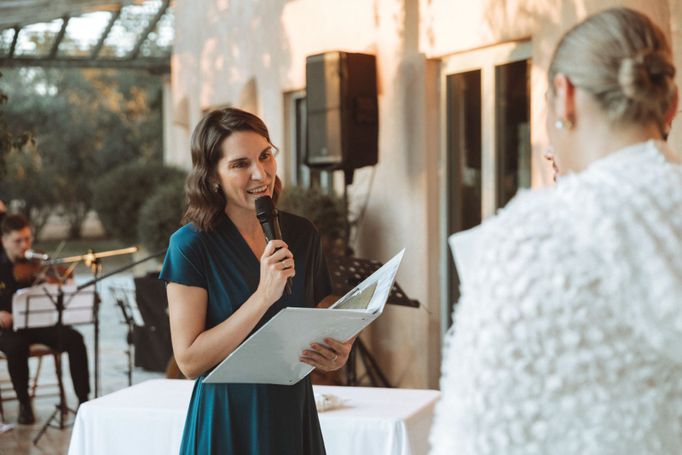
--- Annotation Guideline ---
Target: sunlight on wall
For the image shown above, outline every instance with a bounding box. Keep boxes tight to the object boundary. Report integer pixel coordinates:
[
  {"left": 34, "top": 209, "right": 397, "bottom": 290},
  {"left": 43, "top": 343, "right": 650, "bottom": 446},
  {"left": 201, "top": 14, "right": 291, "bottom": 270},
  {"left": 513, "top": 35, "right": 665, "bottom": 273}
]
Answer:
[{"left": 281, "top": 0, "right": 376, "bottom": 87}]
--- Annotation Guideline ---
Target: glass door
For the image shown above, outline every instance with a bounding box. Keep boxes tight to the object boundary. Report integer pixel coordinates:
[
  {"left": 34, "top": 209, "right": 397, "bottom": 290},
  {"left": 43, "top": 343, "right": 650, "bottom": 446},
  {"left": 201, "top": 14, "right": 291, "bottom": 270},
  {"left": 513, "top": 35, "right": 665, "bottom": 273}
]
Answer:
[{"left": 440, "top": 41, "right": 532, "bottom": 333}]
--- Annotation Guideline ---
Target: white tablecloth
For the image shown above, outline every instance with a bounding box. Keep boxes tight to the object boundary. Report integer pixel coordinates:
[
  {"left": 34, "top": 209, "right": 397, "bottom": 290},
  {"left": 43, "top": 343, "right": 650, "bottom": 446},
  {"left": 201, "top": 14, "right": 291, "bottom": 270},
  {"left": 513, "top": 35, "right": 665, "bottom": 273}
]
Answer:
[{"left": 68, "top": 379, "right": 439, "bottom": 455}]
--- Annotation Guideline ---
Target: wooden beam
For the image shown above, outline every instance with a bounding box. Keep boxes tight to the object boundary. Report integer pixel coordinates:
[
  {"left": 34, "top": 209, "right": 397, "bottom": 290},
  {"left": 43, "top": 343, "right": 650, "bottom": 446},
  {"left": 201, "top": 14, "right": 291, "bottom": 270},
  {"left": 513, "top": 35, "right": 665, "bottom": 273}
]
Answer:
[
  {"left": 8, "top": 26, "right": 20, "bottom": 58},
  {"left": 0, "top": 55, "right": 170, "bottom": 73},
  {"left": 49, "top": 16, "right": 70, "bottom": 58},
  {"left": 0, "top": 1, "right": 134, "bottom": 29},
  {"left": 91, "top": 8, "right": 120, "bottom": 59},
  {"left": 128, "top": 0, "right": 169, "bottom": 59}
]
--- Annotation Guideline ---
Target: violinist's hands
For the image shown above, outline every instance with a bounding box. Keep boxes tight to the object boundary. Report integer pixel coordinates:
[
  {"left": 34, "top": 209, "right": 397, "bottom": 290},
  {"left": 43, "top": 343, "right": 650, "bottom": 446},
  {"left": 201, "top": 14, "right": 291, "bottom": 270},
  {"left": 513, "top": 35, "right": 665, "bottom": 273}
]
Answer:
[
  {"left": 256, "top": 240, "right": 295, "bottom": 306},
  {"left": 0, "top": 311, "right": 13, "bottom": 330},
  {"left": 300, "top": 336, "right": 355, "bottom": 372}
]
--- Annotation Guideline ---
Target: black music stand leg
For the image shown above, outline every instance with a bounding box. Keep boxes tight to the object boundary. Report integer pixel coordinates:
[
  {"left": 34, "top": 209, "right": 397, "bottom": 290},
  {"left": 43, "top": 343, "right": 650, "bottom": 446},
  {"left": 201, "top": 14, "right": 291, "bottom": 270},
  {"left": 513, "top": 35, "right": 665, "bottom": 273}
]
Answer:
[
  {"left": 356, "top": 339, "right": 392, "bottom": 388},
  {"left": 33, "top": 289, "right": 77, "bottom": 446},
  {"left": 94, "top": 294, "right": 100, "bottom": 398},
  {"left": 92, "top": 262, "right": 103, "bottom": 398},
  {"left": 127, "top": 324, "right": 134, "bottom": 387},
  {"left": 345, "top": 339, "right": 392, "bottom": 388},
  {"left": 33, "top": 350, "right": 76, "bottom": 445},
  {"left": 114, "top": 293, "right": 136, "bottom": 387}
]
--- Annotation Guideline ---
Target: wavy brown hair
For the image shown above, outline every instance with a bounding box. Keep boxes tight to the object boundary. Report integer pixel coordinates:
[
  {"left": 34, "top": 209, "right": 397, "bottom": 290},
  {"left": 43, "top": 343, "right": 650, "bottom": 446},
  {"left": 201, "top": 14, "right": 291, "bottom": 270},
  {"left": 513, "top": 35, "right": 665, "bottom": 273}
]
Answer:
[{"left": 182, "top": 107, "right": 282, "bottom": 231}]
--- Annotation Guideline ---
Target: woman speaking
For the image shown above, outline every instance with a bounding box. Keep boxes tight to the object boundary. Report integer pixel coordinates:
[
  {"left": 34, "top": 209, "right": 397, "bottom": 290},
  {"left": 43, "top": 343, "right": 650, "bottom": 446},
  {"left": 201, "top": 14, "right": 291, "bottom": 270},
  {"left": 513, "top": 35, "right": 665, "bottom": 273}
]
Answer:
[{"left": 160, "top": 107, "right": 353, "bottom": 454}]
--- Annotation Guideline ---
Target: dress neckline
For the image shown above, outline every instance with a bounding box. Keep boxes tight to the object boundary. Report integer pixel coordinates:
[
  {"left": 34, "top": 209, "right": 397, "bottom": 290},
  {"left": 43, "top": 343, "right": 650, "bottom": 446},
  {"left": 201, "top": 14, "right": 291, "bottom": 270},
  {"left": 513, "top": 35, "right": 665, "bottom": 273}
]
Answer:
[{"left": 219, "top": 213, "right": 263, "bottom": 266}]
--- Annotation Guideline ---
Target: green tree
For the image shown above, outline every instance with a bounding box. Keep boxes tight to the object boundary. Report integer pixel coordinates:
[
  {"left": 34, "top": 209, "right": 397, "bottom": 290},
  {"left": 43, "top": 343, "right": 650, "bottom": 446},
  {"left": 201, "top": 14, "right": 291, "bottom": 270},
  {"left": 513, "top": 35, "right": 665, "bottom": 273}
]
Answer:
[
  {"left": 0, "top": 71, "right": 33, "bottom": 178},
  {"left": 137, "top": 180, "right": 186, "bottom": 253},
  {"left": 92, "top": 162, "right": 186, "bottom": 244},
  {"left": 1, "top": 67, "right": 163, "bottom": 238},
  {"left": 0, "top": 142, "right": 56, "bottom": 236}
]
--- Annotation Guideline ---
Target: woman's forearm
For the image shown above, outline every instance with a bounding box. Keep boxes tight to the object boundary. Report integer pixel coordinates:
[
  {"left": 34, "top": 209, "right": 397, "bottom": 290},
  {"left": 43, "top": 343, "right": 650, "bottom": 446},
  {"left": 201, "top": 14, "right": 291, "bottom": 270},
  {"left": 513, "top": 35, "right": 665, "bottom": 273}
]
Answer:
[{"left": 170, "top": 289, "right": 272, "bottom": 379}]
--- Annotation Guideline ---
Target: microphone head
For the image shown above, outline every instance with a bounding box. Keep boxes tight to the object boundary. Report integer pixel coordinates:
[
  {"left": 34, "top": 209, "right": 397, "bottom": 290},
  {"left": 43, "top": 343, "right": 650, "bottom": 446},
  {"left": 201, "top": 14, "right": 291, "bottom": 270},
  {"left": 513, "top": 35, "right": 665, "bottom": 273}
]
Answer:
[
  {"left": 255, "top": 195, "right": 275, "bottom": 221},
  {"left": 25, "top": 250, "right": 49, "bottom": 261}
]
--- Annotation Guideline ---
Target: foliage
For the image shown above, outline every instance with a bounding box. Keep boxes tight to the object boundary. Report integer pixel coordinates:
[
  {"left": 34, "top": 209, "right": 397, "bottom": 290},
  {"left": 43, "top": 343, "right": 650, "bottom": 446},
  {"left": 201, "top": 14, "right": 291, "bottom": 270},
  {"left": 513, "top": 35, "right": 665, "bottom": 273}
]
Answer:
[
  {"left": 137, "top": 180, "right": 186, "bottom": 253},
  {"left": 0, "top": 66, "right": 163, "bottom": 238},
  {"left": 92, "top": 162, "right": 186, "bottom": 244},
  {"left": 0, "top": 142, "right": 56, "bottom": 236},
  {"left": 278, "top": 186, "right": 348, "bottom": 255},
  {"left": 0, "top": 71, "right": 33, "bottom": 179}
]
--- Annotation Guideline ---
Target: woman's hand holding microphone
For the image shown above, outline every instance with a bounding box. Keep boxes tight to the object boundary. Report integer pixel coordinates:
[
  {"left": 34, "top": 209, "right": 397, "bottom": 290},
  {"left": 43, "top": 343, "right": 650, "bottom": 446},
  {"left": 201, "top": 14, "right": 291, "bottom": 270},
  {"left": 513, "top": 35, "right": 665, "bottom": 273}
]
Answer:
[{"left": 256, "top": 239, "right": 295, "bottom": 306}]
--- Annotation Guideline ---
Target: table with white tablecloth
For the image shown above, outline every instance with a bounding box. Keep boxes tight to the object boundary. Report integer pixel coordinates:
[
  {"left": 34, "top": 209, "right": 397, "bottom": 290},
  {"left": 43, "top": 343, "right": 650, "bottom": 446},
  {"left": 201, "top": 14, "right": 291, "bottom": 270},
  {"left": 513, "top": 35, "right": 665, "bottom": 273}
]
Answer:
[{"left": 68, "top": 379, "right": 439, "bottom": 455}]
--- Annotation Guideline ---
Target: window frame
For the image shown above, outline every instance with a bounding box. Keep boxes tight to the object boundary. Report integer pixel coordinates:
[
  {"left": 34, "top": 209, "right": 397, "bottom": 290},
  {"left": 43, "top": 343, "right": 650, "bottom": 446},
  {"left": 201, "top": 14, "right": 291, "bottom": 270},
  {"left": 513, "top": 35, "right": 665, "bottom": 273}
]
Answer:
[{"left": 438, "top": 40, "right": 532, "bottom": 336}]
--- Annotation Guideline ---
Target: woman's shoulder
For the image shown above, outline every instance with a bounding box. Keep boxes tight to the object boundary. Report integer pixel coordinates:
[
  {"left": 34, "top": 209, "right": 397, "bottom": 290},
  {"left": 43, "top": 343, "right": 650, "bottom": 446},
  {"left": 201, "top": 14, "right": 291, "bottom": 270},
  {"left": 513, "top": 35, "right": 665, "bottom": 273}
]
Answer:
[
  {"left": 481, "top": 187, "right": 564, "bottom": 245},
  {"left": 470, "top": 186, "right": 583, "bottom": 285},
  {"left": 168, "top": 223, "right": 208, "bottom": 252}
]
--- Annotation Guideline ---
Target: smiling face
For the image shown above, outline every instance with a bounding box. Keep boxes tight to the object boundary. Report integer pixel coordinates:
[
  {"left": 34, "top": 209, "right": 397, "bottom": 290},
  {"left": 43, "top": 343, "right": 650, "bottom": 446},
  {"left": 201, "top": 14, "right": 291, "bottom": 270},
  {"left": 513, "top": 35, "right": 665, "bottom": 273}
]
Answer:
[{"left": 215, "top": 130, "right": 278, "bottom": 221}]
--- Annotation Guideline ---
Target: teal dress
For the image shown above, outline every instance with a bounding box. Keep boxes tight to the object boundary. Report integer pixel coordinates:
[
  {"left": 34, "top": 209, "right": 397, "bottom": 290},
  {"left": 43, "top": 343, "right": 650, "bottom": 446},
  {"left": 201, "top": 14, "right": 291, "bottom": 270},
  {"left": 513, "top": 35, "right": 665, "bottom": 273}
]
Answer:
[{"left": 159, "top": 212, "right": 330, "bottom": 455}]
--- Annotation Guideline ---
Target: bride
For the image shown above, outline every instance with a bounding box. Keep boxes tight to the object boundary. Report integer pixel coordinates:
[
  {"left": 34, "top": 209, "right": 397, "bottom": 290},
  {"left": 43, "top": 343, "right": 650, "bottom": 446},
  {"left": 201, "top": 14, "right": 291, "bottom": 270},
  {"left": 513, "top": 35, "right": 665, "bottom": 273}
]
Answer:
[{"left": 430, "top": 8, "right": 682, "bottom": 455}]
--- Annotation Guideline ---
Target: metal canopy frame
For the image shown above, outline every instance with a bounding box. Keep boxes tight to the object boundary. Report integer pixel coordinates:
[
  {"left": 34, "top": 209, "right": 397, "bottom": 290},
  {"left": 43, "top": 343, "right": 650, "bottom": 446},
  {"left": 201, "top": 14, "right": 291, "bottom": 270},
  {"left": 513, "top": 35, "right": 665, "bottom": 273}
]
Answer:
[{"left": 0, "top": 0, "right": 171, "bottom": 73}]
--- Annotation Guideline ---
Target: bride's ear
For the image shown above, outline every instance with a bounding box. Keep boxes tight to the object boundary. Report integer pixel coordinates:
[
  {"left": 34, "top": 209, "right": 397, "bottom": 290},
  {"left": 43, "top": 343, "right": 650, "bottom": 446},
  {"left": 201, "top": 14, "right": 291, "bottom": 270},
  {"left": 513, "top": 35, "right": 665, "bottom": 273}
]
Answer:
[
  {"left": 663, "top": 87, "right": 679, "bottom": 137},
  {"left": 552, "top": 73, "right": 577, "bottom": 129}
]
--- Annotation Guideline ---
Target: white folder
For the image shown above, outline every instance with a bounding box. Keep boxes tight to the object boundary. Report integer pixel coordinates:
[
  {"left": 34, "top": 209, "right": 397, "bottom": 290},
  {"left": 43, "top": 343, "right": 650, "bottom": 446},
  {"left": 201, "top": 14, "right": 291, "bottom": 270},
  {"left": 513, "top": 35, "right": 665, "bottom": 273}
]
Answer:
[
  {"left": 448, "top": 225, "right": 482, "bottom": 286},
  {"left": 203, "top": 249, "right": 405, "bottom": 385}
]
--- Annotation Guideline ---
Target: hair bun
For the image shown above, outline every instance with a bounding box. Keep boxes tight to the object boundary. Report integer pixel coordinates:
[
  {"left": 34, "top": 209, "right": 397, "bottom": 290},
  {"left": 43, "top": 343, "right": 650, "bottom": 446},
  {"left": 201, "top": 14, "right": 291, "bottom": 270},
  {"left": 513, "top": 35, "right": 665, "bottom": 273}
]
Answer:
[{"left": 618, "top": 49, "right": 675, "bottom": 102}]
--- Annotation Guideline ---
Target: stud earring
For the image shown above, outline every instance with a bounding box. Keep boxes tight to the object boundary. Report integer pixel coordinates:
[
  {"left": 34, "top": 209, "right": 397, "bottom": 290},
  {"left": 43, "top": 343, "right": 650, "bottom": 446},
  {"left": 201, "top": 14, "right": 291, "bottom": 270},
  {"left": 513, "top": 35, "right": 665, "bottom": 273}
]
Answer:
[
  {"left": 213, "top": 183, "right": 220, "bottom": 193},
  {"left": 555, "top": 118, "right": 574, "bottom": 130}
]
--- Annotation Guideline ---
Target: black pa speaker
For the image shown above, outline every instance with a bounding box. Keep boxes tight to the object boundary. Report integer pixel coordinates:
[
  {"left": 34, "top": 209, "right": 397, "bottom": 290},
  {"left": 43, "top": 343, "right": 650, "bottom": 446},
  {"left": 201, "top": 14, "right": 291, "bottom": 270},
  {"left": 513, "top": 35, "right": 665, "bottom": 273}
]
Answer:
[
  {"left": 132, "top": 274, "right": 172, "bottom": 372},
  {"left": 305, "top": 51, "right": 378, "bottom": 171}
]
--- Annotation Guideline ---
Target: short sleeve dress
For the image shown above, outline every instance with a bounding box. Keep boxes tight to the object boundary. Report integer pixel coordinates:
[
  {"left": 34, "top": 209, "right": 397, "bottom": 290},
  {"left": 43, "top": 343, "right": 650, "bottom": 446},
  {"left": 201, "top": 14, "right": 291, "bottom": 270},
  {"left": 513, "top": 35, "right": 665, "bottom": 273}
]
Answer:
[{"left": 159, "top": 211, "right": 331, "bottom": 455}]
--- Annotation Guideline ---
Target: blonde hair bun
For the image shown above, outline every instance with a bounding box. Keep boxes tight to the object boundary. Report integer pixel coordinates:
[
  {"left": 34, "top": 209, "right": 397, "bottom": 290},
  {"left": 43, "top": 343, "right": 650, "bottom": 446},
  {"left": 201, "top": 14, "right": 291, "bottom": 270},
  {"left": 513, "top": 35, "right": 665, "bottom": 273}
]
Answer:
[
  {"left": 619, "top": 49, "right": 675, "bottom": 103},
  {"left": 549, "top": 8, "right": 676, "bottom": 128}
]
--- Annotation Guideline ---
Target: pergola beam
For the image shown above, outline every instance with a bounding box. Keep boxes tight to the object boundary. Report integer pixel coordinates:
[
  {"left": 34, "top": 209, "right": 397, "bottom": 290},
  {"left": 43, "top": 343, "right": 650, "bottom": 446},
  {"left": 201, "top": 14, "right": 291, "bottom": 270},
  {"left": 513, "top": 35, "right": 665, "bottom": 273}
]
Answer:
[
  {"left": 91, "top": 8, "right": 120, "bottom": 59},
  {"left": 0, "top": 1, "right": 171, "bottom": 74},
  {"left": 129, "top": 0, "right": 169, "bottom": 59},
  {"left": 0, "top": 56, "right": 170, "bottom": 73},
  {"left": 8, "top": 26, "right": 20, "bottom": 58},
  {"left": 49, "top": 16, "right": 70, "bottom": 59},
  {"left": 0, "top": 1, "right": 134, "bottom": 29}
]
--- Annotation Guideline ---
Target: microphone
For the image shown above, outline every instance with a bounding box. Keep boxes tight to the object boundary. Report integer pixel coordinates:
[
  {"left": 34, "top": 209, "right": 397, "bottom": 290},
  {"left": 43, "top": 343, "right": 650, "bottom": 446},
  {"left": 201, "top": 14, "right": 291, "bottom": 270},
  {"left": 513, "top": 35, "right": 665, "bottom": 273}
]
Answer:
[
  {"left": 255, "top": 195, "right": 293, "bottom": 296},
  {"left": 24, "top": 250, "right": 50, "bottom": 261}
]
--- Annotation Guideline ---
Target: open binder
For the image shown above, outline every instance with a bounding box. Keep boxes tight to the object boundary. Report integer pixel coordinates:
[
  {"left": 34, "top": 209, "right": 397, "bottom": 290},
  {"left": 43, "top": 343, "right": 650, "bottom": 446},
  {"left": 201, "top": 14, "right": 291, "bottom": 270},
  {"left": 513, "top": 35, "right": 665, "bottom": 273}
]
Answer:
[{"left": 203, "top": 249, "right": 405, "bottom": 385}]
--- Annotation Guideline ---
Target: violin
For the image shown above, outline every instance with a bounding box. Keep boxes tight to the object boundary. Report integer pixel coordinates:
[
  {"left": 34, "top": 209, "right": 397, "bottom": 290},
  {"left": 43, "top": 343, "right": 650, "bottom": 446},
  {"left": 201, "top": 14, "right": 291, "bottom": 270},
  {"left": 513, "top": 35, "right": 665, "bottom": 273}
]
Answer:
[{"left": 13, "top": 257, "right": 74, "bottom": 286}]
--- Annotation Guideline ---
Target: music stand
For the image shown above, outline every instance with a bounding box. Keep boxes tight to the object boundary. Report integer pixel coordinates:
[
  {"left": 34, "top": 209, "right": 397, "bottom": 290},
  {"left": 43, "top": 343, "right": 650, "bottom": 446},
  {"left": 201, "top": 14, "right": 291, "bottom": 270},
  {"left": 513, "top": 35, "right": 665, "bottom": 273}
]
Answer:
[
  {"left": 326, "top": 255, "right": 420, "bottom": 387},
  {"left": 11, "top": 282, "right": 95, "bottom": 444},
  {"left": 47, "top": 246, "right": 138, "bottom": 399},
  {"left": 108, "top": 286, "right": 138, "bottom": 387}
]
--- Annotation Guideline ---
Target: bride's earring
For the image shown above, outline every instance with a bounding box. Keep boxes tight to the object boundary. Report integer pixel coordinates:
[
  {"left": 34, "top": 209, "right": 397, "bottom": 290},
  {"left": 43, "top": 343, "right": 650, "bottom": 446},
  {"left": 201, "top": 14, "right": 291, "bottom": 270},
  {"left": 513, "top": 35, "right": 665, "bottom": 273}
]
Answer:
[{"left": 554, "top": 118, "right": 574, "bottom": 130}]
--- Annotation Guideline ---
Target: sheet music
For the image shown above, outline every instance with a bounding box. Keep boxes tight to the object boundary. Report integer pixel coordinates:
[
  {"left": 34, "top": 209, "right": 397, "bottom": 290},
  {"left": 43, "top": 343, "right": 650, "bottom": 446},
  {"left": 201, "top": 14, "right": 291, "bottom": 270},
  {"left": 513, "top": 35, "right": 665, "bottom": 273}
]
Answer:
[
  {"left": 12, "top": 284, "right": 96, "bottom": 331},
  {"left": 203, "top": 249, "right": 405, "bottom": 385}
]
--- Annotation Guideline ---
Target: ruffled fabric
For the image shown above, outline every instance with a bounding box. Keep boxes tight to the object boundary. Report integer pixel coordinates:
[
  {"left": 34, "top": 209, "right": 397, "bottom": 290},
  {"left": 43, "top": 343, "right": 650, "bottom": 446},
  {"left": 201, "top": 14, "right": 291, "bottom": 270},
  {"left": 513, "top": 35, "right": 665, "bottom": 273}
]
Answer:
[{"left": 430, "top": 140, "right": 682, "bottom": 454}]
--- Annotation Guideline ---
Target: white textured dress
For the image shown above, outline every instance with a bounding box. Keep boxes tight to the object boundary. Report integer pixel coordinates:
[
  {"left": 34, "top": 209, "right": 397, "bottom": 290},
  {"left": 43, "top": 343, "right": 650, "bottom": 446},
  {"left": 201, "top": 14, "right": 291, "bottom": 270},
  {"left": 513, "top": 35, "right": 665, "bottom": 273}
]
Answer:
[{"left": 430, "top": 140, "right": 682, "bottom": 454}]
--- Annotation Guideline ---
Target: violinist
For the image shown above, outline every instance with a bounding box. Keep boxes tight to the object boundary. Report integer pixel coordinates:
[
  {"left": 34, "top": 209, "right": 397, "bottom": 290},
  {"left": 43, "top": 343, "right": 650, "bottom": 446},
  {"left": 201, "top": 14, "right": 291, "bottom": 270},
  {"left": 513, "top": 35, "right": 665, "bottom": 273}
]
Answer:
[{"left": 0, "top": 213, "right": 90, "bottom": 425}]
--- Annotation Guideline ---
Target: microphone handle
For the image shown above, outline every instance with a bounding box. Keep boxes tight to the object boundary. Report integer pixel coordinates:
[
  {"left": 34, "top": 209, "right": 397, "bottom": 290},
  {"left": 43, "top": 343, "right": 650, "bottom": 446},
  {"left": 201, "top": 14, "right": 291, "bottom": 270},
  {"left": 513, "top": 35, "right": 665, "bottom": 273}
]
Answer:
[{"left": 262, "top": 217, "right": 293, "bottom": 296}]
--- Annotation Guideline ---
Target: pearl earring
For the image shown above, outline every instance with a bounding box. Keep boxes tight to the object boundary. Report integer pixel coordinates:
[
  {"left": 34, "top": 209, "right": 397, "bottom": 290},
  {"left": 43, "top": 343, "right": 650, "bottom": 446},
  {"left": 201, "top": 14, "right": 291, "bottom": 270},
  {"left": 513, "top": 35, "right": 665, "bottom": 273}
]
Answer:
[
  {"left": 555, "top": 118, "right": 574, "bottom": 130},
  {"left": 213, "top": 183, "right": 220, "bottom": 193}
]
